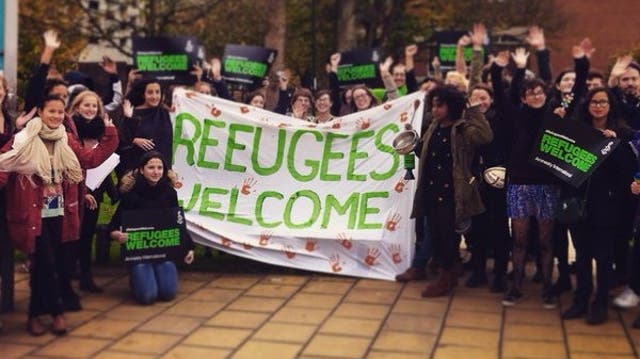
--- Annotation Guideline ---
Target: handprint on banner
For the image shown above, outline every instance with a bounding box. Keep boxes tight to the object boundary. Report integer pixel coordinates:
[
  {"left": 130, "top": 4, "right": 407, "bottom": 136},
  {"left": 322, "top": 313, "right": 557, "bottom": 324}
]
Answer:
[
  {"left": 282, "top": 245, "right": 296, "bottom": 259},
  {"left": 356, "top": 117, "right": 370, "bottom": 130},
  {"left": 306, "top": 123, "right": 317, "bottom": 128},
  {"left": 221, "top": 236, "right": 232, "bottom": 247},
  {"left": 387, "top": 243, "right": 403, "bottom": 264},
  {"left": 331, "top": 119, "right": 342, "bottom": 129},
  {"left": 336, "top": 233, "right": 353, "bottom": 250},
  {"left": 400, "top": 111, "right": 408, "bottom": 122},
  {"left": 385, "top": 213, "right": 401, "bottom": 231},
  {"left": 242, "top": 242, "right": 253, "bottom": 250},
  {"left": 241, "top": 177, "right": 257, "bottom": 195},
  {"left": 394, "top": 178, "right": 408, "bottom": 193},
  {"left": 259, "top": 230, "right": 272, "bottom": 246},
  {"left": 329, "top": 253, "right": 342, "bottom": 273},
  {"left": 210, "top": 105, "right": 222, "bottom": 117},
  {"left": 384, "top": 103, "right": 392, "bottom": 110},
  {"left": 185, "top": 91, "right": 198, "bottom": 99},
  {"left": 240, "top": 106, "right": 250, "bottom": 114},
  {"left": 305, "top": 239, "right": 318, "bottom": 252},
  {"left": 364, "top": 247, "right": 381, "bottom": 266}
]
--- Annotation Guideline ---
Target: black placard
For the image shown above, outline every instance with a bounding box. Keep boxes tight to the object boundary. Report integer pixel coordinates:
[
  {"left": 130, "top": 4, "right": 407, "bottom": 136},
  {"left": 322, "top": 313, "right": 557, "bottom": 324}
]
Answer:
[
  {"left": 221, "top": 44, "right": 277, "bottom": 87},
  {"left": 122, "top": 207, "right": 187, "bottom": 264},
  {"left": 529, "top": 116, "right": 620, "bottom": 187},
  {"left": 336, "top": 48, "right": 382, "bottom": 88},
  {"left": 434, "top": 31, "right": 486, "bottom": 71},
  {"left": 132, "top": 36, "right": 205, "bottom": 84}
]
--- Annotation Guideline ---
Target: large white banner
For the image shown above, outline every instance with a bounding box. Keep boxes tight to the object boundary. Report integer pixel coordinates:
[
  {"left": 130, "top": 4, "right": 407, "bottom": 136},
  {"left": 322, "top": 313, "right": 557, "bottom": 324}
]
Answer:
[{"left": 171, "top": 88, "right": 424, "bottom": 280}]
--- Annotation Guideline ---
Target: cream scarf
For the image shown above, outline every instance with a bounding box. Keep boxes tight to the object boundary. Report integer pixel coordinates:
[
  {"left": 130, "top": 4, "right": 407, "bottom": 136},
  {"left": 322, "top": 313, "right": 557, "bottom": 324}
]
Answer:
[{"left": 0, "top": 117, "right": 83, "bottom": 184}]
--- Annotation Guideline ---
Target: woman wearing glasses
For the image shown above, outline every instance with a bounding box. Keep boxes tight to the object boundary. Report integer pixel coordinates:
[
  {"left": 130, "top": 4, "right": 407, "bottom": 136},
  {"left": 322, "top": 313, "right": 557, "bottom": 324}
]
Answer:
[{"left": 561, "top": 87, "right": 635, "bottom": 325}]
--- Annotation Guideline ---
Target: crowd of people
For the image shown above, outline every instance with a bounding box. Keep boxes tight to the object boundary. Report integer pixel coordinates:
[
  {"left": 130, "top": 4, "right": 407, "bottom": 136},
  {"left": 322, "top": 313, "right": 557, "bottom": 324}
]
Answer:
[{"left": 1, "top": 23, "right": 640, "bottom": 336}]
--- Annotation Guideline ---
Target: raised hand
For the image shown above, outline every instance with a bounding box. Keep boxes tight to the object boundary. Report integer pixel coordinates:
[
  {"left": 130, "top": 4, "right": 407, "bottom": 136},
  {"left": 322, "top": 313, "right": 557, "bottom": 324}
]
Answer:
[
  {"left": 330, "top": 53, "right": 341, "bottom": 73},
  {"left": 379, "top": 56, "right": 394, "bottom": 76},
  {"left": 611, "top": 55, "right": 633, "bottom": 79},
  {"left": 579, "top": 37, "right": 595, "bottom": 59},
  {"left": 102, "top": 113, "right": 114, "bottom": 128},
  {"left": 470, "top": 23, "right": 487, "bottom": 49},
  {"left": 190, "top": 62, "right": 203, "bottom": 81},
  {"left": 511, "top": 47, "right": 530, "bottom": 69},
  {"left": 43, "top": 30, "right": 61, "bottom": 49},
  {"left": 122, "top": 99, "right": 133, "bottom": 118},
  {"left": 100, "top": 56, "right": 117, "bottom": 74},
  {"left": 15, "top": 107, "right": 37, "bottom": 130},
  {"left": 457, "top": 35, "right": 471, "bottom": 47},
  {"left": 526, "top": 26, "right": 545, "bottom": 50},
  {"left": 210, "top": 58, "right": 222, "bottom": 81},
  {"left": 431, "top": 56, "right": 441, "bottom": 68},
  {"left": 405, "top": 44, "right": 418, "bottom": 58}
]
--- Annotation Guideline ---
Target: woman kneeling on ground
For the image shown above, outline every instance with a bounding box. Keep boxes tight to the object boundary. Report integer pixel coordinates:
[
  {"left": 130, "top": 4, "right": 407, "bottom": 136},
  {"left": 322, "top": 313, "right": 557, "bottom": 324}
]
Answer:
[{"left": 109, "top": 151, "right": 195, "bottom": 305}]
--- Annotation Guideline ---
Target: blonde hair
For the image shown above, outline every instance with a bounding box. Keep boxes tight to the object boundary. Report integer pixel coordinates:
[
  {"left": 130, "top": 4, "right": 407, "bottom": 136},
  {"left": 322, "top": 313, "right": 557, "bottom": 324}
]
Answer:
[
  {"left": 445, "top": 71, "right": 469, "bottom": 93},
  {"left": 69, "top": 90, "right": 104, "bottom": 118}
]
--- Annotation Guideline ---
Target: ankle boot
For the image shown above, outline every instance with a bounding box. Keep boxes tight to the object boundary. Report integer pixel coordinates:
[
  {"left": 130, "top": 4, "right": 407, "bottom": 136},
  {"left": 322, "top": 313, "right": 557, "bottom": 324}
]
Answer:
[
  {"left": 421, "top": 270, "right": 456, "bottom": 297},
  {"left": 395, "top": 267, "right": 427, "bottom": 282}
]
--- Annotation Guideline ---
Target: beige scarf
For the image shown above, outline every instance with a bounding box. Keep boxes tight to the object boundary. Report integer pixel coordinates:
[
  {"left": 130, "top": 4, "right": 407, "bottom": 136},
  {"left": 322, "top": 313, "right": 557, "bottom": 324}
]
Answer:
[{"left": 0, "top": 117, "right": 83, "bottom": 184}]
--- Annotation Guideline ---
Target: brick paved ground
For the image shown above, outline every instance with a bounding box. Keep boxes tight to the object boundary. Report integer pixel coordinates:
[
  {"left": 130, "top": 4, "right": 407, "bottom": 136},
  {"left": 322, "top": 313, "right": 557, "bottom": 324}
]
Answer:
[{"left": 1, "top": 259, "right": 640, "bottom": 359}]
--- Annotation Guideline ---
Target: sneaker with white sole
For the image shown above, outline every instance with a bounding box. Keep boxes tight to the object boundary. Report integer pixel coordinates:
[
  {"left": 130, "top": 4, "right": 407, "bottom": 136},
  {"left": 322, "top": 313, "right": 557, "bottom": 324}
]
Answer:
[{"left": 613, "top": 287, "right": 639, "bottom": 309}]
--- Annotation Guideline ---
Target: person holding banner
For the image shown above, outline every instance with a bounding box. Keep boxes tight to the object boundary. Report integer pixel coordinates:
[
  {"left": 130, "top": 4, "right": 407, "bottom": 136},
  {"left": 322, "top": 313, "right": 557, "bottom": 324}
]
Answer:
[
  {"left": 561, "top": 87, "right": 635, "bottom": 325},
  {"left": 0, "top": 95, "right": 118, "bottom": 336},
  {"left": 314, "top": 90, "right": 335, "bottom": 123},
  {"left": 410, "top": 85, "right": 493, "bottom": 298},
  {"left": 69, "top": 90, "right": 119, "bottom": 293},
  {"left": 109, "top": 151, "right": 195, "bottom": 305},
  {"left": 118, "top": 78, "right": 173, "bottom": 176}
]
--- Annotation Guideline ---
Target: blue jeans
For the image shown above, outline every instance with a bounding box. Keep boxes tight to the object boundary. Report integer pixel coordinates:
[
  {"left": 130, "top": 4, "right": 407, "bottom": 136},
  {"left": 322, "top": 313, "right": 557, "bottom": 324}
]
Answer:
[
  {"left": 130, "top": 261, "right": 178, "bottom": 305},
  {"left": 412, "top": 217, "right": 432, "bottom": 268}
]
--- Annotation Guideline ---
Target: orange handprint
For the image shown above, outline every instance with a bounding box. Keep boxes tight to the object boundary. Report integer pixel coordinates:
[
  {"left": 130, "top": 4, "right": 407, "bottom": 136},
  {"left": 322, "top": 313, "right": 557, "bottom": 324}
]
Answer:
[
  {"left": 399, "top": 112, "right": 408, "bottom": 122},
  {"left": 336, "top": 233, "right": 353, "bottom": 250},
  {"left": 356, "top": 117, "right": 370, "bottom": 130},
  {"left": 364, "top": 247, "right": 381, "bottom": 266},
  {"left": 243, "top": 242, "right": 253, "bottom": 250},
  {"left": 221, "top": 236, "right": 232, "bottom": 247},
  {"left": 394, "top": 178, "right": 408, "bottom": 193},
  {"left": 329, "top": 253, "right": 342, "bottom": 273},
  {"left": 387, "top": 243, "right": 402, "bottom": 264},
  {"left": 384, "top": 103, "right": 392, "bottom": 110},
  {"left": 385, "top": 213, "right": 401, "bottom": 231},
  {"left": 240, "top": 106, "right": 250, "bottom": 114},
  {"left": 259, "top": 230, "right": 272, "bottom": 246},
  {"left": 210, "top": 106, "right": 222, "bottom": 117},
  {"left": 282, "top": 245, "right": 296, "bottom": 259},
  {"left": 305, "top": 239, "right": 318, "bottom": 252},
  {"left": 331, "top": 119, "right": 342, "bottom": 129},
  {"left": 241, "top": 177, "right": 257, "bottom": 195}
]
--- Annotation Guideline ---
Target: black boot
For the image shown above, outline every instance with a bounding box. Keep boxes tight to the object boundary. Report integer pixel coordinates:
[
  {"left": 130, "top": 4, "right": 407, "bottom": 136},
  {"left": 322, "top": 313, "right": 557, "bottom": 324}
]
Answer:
[
  {"left": 551, "top": 275, "right": 572, "bottom": 295},
  {"left": 465, "top": 270, "right": 488, "bottom": 288},
  {"left": 79, "top": 276, "right": 104, "bottom": 293},
  {"left": 586, "top": 301, "right": 608, "bottom": 325},
  {"left": 561, "top": 301, "right": 587, "bottom": 319},
  {"left": 490, "top": 274, "right": 507, "bottom": 293}
]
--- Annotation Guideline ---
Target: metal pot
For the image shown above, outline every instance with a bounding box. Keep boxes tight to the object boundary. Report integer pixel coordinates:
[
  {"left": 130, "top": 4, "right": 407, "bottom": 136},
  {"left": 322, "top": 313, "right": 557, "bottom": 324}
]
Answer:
[{"left": 392, "top": 129, "right": 419, "bottom": 155}]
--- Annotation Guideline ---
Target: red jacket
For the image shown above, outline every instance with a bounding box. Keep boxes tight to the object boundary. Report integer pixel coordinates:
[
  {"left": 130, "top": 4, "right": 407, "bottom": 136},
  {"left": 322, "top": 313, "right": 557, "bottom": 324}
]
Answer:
[{"left": 0, "top": 126, "right": 118, "bottom": 254}]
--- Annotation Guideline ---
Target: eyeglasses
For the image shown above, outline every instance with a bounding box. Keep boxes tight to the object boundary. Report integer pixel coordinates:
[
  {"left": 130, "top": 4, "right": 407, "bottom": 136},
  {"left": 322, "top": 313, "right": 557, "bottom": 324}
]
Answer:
[
  {"left": 589, "top": 100, "right": 609, "bottom": 107},
  {"left": 525, "top": 90, "right": 546, "bottom": 98}
]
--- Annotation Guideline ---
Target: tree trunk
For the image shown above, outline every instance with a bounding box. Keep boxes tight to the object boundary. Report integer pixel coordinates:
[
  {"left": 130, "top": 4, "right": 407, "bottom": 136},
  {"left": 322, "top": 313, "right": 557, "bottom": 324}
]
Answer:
[
  {"left": 263, "top": 0, "right": 286, "bottom": 110},
  {"left": 336, "top": 0, "right": 357, "bottom": 52}
]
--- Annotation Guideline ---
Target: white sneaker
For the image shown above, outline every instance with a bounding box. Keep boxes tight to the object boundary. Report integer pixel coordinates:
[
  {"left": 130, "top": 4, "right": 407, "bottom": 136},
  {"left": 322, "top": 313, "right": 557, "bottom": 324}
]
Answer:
[{"left": 613, "top": 287, "right": 639, "bottom": 309}]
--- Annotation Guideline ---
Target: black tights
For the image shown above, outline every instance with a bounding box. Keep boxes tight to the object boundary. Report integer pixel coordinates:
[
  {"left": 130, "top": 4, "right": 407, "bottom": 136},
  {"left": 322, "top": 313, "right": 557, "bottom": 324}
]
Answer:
[{"left": 511, "top": 217, "right": 554, "bottom": 291}]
